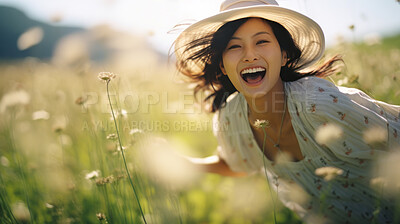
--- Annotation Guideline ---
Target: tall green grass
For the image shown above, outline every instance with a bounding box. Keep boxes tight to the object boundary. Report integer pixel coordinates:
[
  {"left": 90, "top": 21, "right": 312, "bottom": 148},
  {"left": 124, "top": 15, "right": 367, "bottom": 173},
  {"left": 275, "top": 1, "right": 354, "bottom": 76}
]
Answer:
[{"left": 0, "top": 34, "right": 399, "bottom": 223}]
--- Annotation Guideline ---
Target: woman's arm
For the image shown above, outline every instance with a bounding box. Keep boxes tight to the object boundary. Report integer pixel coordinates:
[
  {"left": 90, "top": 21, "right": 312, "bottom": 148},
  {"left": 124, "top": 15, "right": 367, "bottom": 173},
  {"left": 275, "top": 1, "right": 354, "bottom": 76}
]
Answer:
[{"left": 186, "top": 155, "right": 247, "bottom": 177}]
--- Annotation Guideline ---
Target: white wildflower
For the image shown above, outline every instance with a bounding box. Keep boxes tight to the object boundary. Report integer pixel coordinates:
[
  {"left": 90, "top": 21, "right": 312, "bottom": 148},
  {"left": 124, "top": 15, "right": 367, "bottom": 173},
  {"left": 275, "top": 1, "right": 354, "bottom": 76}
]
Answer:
[
  {"left": 1, "top": 156, "right": 10, "bottom": 167},
  {"left": 286, "top": 182, "right": 310, "bottom": 205},
  {"left": 315, "top": 123, "right": 343, "bottom": 145},
  {"left": 0, "top": 90, "right": 30, "bottom": 113},
  {"left": 45, "top": 203, "right": 54, "bottom": 209},
  {"left": 96, "top": 213, "right": 106, "bottom": 221},
  {"left": 52, "top": 33, "right": 89, "bottom": 66},
  {"left": 116, "top": 144, "right": 127, "bottom": 152},
  {"left": 374, "top": 150, "right": 400, "bottom": 194},
  {"left": 120, "top": 109, "right": 128, "bottom": 118},
  {"left": 52, "top": 116, "right": 68, "bottom": 133},
  {"left": 370, "top": 177, "right": 388, "bottom": 189},
  {"left": 363, "top": 126, "right": 387, "bottom": 145},
  {"left": 85, "top": 170, "right": 100, "bottom": 180},
  {"left": 110, "top": 109, "right": 128, "bottom": 119},
  {"left": 106, "top": 133, "right": 117, "bottom": 140},
  {"left": 98, "top": 72, "right": 116, "bottom": 82},
  {"left": 32, "top": 110, "right": 50, "bottom": 120},
  {"left": 129, "top": 128, "right": 144, "bottom": 135},
  {"left": 139, "top": 137, "right": 200, "bottom": 189},
  {"left": 59, "top": 134, "right": 72, "bottom": 146},
  {"left": 17, "top": 27, "right": 44, "bottom": 50},
  {"left": 315, "top": 166, "right": 344, "bottom": 181},
  {"left": 12, "top": 202, "right": 31, "bottom": 222},
  {"left": 275, "top": 151, "right": 292, "bottom": 165},
  {"left": 254, "top": 119, "right": 270, "bottom": 129}
]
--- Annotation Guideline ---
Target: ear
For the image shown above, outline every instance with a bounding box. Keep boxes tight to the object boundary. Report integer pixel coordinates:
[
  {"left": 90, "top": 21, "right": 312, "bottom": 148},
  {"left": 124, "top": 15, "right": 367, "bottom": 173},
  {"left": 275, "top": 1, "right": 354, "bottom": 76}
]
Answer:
[
  {"left": 219, "top": 61, "right": 227, "bottom": 75},
  {"left": 281, "top": 51, "right": 288, "bottom": 66}
]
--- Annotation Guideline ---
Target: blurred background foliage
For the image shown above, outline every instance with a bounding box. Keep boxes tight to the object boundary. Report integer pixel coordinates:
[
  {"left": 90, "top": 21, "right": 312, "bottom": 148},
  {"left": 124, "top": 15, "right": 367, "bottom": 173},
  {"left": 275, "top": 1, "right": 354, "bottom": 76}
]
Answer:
[{"left": 0, "top": 4, "right": 399, "bottom": 224}]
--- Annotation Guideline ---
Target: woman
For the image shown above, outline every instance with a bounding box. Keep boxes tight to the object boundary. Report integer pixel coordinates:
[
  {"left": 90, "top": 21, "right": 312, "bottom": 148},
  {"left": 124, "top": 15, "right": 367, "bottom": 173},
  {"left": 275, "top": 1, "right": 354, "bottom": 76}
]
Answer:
[{"left": 173, "top": 0, "right": 400, "bottom": 223}]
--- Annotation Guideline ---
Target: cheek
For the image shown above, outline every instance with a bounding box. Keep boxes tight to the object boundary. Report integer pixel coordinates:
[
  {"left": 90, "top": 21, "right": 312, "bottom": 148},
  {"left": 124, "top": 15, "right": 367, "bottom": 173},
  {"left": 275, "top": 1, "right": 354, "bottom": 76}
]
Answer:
[
  {"left": 222, "top": 55, "right": 237, "bottom": 74},
  {"left": 267, "top": 50, "right": 285, "bottom": 70}
]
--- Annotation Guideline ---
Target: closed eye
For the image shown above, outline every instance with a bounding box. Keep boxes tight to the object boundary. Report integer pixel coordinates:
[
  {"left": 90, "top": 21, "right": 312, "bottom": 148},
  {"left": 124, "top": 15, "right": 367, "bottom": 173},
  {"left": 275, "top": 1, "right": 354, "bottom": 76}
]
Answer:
[
  {"left": 227, "top": 44, "right": 241, "bottom": 50},
  {"left": 256, "top": 40, "right": 269, "bottom": 45}
]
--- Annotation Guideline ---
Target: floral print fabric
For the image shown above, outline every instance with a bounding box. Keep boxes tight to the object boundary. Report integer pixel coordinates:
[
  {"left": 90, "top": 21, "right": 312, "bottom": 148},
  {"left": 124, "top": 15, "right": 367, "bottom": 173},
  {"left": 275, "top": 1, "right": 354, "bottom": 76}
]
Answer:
[{"left": 213, "top": 77, "right": 400, "bottom": 223}]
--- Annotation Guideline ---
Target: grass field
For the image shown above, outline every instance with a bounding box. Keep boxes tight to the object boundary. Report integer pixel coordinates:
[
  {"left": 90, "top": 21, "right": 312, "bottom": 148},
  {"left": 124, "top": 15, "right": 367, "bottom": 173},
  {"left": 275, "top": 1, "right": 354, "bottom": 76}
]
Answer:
[{"left": 0, "top": 33, "right": 399, "bottom": 224}]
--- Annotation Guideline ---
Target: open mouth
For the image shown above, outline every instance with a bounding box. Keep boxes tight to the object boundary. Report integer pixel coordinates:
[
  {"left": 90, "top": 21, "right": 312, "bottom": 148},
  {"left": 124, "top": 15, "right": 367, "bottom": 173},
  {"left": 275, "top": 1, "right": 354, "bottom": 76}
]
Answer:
[{"left": 240, "top": 67, "right": 266, "bottom": 85}]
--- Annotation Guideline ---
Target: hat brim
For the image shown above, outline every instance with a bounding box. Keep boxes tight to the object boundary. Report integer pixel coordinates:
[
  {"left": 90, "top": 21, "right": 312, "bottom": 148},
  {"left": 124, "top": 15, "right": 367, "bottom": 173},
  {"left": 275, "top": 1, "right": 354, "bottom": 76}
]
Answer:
[{"left": 174, "top": 5, "right": 325, "bottom": 72}]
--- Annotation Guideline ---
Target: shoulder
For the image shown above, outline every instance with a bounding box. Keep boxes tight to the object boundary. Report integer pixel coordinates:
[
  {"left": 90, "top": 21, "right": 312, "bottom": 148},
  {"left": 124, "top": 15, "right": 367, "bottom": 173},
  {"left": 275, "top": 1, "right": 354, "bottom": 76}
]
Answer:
[
  {"left": 217, "top": 92, "right": 245, "bottom": 120},
  {"left": 224, "top": 91, "right": 243, "bottom": 109},
  {"left": 285, "top": 76, "right": 383, "bottom": 114},
  {"left": 285, "top": 76, "right": 383, "bottom": 131},
  {"left": 287, "top": 77, "right": 400, "bottom": 161},
  {"left": 293, "top": 77, "right": 398, "bottom": 143},
  {"left": 285, "top": 76, "right": 336, "bottom": 90},
  {"left": 285, "top": 76, "right": 337, "bottom": 110},
  {"left": 285, "top": 76, "right": 336, "bottom": 97}
]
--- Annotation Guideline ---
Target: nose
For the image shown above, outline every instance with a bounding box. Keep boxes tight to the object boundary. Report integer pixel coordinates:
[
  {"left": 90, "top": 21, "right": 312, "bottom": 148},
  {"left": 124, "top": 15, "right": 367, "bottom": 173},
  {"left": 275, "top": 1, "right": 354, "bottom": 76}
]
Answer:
[{"left": 242, "top": 47, "right": 258, "bottom": 63}]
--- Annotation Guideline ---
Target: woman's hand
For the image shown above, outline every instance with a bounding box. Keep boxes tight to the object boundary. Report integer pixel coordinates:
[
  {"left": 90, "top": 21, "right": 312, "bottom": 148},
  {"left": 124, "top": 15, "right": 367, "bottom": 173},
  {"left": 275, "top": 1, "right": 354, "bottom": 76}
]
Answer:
[{"left": 186, "top": 155, "right": 247, "bottom": 177}]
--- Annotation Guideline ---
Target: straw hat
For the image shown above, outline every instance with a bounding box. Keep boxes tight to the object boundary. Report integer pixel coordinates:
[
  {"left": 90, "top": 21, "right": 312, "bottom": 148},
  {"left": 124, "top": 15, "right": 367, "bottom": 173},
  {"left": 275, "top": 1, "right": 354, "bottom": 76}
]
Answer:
[{"left": 174, "top": 0, "right": 325, "bottom": 71}]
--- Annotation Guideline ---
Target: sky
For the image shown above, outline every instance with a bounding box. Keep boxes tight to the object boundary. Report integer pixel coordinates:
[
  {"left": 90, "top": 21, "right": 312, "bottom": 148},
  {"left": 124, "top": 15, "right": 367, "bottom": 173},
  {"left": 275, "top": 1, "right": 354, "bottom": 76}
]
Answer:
[{"left": 1, "top": 0, "right": 400, "bottom": 54}]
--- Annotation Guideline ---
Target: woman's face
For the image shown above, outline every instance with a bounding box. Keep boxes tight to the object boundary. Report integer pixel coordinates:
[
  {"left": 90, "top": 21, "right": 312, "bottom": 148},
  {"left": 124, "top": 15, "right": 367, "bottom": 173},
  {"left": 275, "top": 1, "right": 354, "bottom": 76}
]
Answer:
[{"left": 221, "top": 18, "right": 287, "bottom": 98}]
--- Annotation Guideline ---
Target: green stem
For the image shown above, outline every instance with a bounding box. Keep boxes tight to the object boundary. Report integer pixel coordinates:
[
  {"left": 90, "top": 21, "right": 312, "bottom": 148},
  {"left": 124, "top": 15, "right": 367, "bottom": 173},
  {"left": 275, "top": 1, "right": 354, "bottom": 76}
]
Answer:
[
  {"left": 0, "top": 173, "right": 18, "bottom": 223},
  {"left": 262, "top": 127, "right": 277, "bottom": 224},
  {"left": 9, "top": 111, "right": 35, "bottom": 223},
  {"left": 58, "top": 133, "right": 66, "bottom": 166},
  {"left": 106, "top": 81, "right": 147, "bottom": 224}
]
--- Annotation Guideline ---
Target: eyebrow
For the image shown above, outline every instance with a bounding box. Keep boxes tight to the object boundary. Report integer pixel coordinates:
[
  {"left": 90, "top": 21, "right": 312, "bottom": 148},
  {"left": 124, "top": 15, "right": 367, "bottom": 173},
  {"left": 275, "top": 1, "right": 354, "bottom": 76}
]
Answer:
[{"left": 230, "top": 31, "right": 271, "bottom": 40}]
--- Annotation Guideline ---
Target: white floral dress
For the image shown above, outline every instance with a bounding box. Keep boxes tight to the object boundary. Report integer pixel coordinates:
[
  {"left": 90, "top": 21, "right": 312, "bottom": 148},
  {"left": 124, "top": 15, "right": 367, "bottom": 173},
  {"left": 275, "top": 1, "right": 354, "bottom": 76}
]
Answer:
[{"left": 213, "top": 76, "right": 400, "bottom": 223}]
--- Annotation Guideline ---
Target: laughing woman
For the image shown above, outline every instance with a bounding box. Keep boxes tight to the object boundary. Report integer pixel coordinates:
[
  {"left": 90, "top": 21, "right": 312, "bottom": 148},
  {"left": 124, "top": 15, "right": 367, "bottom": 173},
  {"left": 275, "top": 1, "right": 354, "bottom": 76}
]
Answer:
[{"left": 173, "top": 0, "right": 400, "bottom": 223}]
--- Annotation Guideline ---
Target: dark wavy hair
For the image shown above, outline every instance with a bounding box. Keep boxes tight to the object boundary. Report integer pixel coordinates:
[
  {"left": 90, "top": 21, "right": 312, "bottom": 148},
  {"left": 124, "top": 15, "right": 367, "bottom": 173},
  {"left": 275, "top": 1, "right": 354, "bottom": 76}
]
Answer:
[{"left": 176, "top": 17, "right": 341, "bottom": 112}]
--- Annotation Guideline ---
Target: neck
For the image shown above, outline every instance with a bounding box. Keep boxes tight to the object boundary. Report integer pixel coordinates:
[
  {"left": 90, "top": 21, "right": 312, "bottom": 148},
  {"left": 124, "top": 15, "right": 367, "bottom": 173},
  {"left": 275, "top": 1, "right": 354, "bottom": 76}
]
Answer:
[{"left": 245, "top": 79, "right": 286, "bottom": 128}]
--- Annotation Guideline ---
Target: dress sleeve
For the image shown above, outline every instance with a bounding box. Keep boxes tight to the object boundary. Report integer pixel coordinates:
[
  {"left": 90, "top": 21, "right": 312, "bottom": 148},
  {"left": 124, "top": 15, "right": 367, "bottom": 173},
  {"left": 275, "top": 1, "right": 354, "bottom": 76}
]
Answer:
[
  {"left": 212, "top": 93, "right": 264, "bottom": 174},
  {"left": 212, "top": 93, "right": 255, "bottom": 173},
  {"left": 304, "top": 77, "right": 400, "bottom": 165}
]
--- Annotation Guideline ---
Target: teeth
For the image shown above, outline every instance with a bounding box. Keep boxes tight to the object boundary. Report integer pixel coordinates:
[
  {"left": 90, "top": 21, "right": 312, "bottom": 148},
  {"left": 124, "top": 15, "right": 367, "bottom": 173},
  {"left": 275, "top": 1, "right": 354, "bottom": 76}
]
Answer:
[{"left": 241, "top": 67, "right": 266, "bottom": 75}]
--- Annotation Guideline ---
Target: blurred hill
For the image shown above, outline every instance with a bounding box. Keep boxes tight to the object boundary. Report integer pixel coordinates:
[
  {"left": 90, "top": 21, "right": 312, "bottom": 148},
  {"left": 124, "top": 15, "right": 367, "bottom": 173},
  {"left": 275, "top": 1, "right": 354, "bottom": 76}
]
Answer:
[
  {"left": 0, "top": 6, "right": 85, "bottom": 60},
  {"left": 0, "top": 5, "right": 166, "bottom": 65}
]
